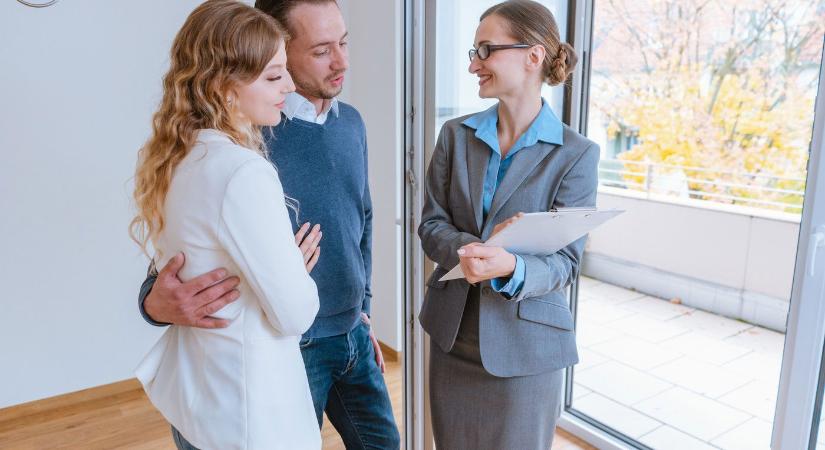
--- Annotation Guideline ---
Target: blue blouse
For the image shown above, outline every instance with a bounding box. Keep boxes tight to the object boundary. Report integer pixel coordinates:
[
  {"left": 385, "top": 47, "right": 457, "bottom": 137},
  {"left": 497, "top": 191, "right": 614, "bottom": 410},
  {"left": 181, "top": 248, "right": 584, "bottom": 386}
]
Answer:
[{"left": 461, "top": 99, "right": 564, "bottom": 297}]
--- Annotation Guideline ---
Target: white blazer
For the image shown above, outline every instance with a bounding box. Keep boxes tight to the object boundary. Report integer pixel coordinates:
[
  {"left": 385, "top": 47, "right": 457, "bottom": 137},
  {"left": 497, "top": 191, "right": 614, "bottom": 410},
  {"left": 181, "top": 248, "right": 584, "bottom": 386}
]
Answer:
[{"left": 135, "top": 129, "right": 321, "bottom": 450}]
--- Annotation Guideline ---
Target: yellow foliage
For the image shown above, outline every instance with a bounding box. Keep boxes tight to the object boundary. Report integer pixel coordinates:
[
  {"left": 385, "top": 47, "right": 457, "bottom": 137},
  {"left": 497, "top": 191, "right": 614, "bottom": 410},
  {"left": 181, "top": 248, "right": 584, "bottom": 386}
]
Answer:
[
  {"left": 596, "top": 56, "right": 813, "bottom": 213},
  {"left": 590, "top": 0, "right": 824, "bottom": 213}
]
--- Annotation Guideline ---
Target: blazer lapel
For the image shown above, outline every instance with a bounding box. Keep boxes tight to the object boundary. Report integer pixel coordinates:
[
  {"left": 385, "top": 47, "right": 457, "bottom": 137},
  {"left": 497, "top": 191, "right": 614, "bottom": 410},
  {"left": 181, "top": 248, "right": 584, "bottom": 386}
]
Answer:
[
  {"left": 466, "top": 138, "right": 488, "bottom": 235},
  {"left": 485, "top": 143, "right": 556, "bottom": 232}
]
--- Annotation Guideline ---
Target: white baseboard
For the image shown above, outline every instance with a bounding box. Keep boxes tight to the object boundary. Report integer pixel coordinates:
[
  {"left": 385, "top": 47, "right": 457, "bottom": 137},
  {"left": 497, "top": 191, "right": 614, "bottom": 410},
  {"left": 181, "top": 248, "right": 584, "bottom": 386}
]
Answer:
[{"left": 581, "top": 252, "right": 789, "bottom": 332}]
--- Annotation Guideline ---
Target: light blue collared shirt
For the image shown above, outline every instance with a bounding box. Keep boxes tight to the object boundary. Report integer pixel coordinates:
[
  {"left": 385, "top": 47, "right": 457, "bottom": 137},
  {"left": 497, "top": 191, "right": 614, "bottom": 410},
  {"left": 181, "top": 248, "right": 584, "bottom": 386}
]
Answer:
[{"left": 461, "top": 99, "right": 564, "bottom": 297}]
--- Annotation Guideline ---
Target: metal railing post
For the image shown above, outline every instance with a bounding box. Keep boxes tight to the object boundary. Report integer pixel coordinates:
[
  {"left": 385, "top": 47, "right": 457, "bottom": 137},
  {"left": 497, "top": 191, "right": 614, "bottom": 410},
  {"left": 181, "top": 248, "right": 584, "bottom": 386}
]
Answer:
[{"left": 645, "top": 162, "right": 653, "bottom": 198}]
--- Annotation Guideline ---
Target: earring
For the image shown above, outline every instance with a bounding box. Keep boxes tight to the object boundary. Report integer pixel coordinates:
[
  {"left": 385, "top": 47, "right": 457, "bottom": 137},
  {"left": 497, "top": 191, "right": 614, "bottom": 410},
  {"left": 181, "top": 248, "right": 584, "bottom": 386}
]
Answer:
[{"left": 227, "top": 96, "right": 234, "bottom": 105}]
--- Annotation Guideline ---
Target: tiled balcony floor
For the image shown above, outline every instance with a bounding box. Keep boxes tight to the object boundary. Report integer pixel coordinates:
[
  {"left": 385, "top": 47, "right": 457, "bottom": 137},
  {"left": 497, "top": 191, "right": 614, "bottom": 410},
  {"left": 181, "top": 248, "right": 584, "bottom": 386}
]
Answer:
[{"left": 571, "top": 276, "right": 793, "bottom": 449}]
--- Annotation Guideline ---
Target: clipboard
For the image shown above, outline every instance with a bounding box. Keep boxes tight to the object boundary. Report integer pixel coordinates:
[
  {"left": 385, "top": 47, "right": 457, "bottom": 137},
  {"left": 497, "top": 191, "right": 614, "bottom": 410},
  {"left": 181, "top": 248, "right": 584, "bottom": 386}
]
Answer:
[{"left": 439, "top": 207, "right": 625, "bottom": 281}]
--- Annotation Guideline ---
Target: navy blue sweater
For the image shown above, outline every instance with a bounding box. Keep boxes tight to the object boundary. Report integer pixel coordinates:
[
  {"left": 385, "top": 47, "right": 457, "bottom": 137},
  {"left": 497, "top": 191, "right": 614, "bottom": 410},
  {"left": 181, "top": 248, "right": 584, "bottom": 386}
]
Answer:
[
  {"left": 139, "top": 102, "right": 372, "bottom": 338},
  {"left": 267, "top": 103, "right": 373, "bottom": 338}
]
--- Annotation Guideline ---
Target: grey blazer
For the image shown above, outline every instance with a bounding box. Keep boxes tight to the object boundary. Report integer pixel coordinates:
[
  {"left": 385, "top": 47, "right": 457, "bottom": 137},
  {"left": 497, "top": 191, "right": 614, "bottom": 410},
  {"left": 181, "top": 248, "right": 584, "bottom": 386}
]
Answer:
[{"left": 418, "top": 114, "right": 599, "bottom": 377}]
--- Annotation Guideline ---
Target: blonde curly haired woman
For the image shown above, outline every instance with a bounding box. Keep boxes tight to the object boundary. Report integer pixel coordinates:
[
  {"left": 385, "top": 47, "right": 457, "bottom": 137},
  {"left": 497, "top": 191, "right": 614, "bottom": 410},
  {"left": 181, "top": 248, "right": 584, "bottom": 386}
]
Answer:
[{"left": 130, "top": 1, "right": 320, "bottom": 449}]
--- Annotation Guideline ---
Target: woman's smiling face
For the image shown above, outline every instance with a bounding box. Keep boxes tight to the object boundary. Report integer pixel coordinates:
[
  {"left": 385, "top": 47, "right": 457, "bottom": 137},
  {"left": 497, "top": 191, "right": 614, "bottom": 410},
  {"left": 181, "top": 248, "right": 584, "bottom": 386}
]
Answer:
[
  {"left": 234, "top": 44, "right": 295, "bottom": 126},
  {"left": 468, "top": 14, "right": 537, "bottom": 100}
]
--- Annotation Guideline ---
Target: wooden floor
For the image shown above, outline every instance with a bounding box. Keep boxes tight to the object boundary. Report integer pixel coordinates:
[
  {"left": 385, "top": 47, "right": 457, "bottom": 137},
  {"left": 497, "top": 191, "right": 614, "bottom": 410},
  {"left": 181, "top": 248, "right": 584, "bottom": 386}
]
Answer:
[{"left": 0, "top": 360, "right": 593, "bottom": 449}]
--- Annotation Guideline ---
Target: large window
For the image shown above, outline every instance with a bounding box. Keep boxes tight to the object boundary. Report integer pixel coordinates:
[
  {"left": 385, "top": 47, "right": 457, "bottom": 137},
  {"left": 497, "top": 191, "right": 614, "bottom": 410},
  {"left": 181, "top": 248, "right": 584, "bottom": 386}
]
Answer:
[
  {"left": 568, "top": 1, "right": 825, "bottom": 448},
  {"left": 588, "top": 0, "right": 824, "bottom": 216}
]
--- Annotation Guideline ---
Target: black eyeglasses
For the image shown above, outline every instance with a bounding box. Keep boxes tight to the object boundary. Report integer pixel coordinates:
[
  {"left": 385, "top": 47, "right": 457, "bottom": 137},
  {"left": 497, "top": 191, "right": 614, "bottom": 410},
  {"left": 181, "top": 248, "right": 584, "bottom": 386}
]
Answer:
[{"left": 468, "top": 43, "right": 532, "bottom": 62}]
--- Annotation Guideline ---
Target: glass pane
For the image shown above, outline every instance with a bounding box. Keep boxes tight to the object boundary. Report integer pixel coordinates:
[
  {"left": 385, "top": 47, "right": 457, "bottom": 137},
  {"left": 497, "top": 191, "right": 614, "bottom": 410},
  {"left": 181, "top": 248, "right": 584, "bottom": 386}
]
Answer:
[
  {"left": 427, "top": 0, "right": 579, "bottom": 446},
  {"left": 570, "top": 0, "right": 825, "bottom": 448},
  {"left": 433, "top": 0, "right": 568, "bottom": 145}
]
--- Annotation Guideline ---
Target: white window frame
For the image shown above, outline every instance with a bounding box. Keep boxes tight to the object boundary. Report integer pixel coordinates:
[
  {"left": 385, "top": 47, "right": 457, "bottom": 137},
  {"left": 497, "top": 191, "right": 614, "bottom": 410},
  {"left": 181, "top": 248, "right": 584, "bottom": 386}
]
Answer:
[
  {"left": 772, "top": 41, "right": 825, "bottom": 450},
  {"left": 404, "top": 0, "right": 431, "bottom": 449},
  {"left": 406, "top": 1, "right": 825, "bottom": 448}
]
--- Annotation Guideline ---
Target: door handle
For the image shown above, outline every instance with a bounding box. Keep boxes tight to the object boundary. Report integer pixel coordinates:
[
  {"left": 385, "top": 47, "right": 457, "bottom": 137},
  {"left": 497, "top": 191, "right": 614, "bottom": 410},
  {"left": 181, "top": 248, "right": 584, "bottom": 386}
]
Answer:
[{"left": 807, "top": 225, "right": 825, "bottom": 277}]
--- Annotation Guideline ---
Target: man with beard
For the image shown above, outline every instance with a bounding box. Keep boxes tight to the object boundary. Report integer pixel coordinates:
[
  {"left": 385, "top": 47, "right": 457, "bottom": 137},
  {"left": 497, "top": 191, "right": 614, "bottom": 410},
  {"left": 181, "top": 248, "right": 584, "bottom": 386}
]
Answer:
[{"left": 137, "top": 1, "right": 400, "bottom": 448}]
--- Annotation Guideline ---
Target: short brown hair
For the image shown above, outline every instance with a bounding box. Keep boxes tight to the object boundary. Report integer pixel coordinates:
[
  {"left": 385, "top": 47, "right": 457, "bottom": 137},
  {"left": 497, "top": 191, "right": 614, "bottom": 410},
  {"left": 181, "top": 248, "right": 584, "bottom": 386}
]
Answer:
[
  {"left": 482, "top": 0, "right": 578, "bottom": 86},
  {"left": 254, "top": 0, "right": 337, "bottom": 35}
]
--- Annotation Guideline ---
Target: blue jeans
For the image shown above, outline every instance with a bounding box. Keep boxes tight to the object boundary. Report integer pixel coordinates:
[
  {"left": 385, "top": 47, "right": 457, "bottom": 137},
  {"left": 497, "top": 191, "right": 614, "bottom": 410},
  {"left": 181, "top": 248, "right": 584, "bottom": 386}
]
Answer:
[
  {"left": 171, "top": 426, "right": 199, "bottom": 450},
  {"left": 300, "top": 321, "right": 400, "bottom": 450}
]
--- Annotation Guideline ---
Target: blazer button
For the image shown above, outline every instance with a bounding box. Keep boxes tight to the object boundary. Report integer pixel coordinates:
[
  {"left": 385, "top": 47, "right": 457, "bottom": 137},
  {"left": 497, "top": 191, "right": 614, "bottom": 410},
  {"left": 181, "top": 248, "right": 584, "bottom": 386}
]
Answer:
[{"left": 482, "top": 287, "right": 492, "bottom": 295}]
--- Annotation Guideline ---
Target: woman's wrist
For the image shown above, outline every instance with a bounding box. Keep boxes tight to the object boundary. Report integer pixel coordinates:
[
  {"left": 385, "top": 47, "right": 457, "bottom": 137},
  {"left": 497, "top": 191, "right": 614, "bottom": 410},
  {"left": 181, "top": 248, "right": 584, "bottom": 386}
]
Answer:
[{"left": 498, "top": 251, "right": 517, "bottom": 278}]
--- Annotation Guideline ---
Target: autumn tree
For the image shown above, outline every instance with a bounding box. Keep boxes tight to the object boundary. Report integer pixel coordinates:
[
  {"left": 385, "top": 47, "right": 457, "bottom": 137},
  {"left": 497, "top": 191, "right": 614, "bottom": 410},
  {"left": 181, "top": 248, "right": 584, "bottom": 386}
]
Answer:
[{"left": 591, "top": 0, "right": 825, "bottom": 212}]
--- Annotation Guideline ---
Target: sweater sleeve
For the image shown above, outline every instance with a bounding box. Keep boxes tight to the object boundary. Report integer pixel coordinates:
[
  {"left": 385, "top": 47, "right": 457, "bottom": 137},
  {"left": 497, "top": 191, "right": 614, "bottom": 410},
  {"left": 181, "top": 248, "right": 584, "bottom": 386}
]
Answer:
[
  {"left": 138, "top": 266, "right": 168, "bottom": 326},
  {"left": 359, "top": 128, "right": 373, "bottom": 316},
  {"left": 217, "top": 158, "right": 320, "bottom": 336}
]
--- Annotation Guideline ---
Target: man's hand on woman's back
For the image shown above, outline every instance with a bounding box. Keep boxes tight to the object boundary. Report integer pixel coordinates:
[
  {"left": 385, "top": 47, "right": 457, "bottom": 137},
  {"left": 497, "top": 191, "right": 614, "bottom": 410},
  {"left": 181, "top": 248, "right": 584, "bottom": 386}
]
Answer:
[
  {"left": 144, "top": 253, "right": 241, "bottom": 328},
  {"left": 144, "top": 222, "right": 321, "bottom": 328}
]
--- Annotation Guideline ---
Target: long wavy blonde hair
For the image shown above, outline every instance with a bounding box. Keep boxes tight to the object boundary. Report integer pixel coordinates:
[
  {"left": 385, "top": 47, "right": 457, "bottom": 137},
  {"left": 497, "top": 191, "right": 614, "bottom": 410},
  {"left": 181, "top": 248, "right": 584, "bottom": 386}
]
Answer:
[{"left": 130, "top": 0, "right": 287, "bottom": 256}]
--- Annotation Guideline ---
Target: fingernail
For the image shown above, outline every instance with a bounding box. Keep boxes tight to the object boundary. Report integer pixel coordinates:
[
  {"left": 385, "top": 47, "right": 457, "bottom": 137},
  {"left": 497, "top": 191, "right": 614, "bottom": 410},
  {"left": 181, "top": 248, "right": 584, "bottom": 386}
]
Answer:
[
  {"left": 457, "top": 249, "right": 465, "bottom": 255},
  {"left": 217, "top": 269, "right": 227, "bottom": 278}
]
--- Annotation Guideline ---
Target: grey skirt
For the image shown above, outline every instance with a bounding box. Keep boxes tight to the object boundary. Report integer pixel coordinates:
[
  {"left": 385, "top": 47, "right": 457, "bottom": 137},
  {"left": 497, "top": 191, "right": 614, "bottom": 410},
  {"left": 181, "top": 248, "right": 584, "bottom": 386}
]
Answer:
[{"left": 429, "top": 287, "right": 564, "bottom": 450}]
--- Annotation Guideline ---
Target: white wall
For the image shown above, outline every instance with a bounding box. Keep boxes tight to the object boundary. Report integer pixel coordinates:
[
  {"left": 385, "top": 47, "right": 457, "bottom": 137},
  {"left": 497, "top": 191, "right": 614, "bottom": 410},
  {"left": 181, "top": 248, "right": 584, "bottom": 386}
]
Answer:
[
  {"left": 338, "top": 0, "right": 406, "bottom": 351},
  {"left": 0, "top": 1, "right": 213, "bottom": 408},
  {"left": 0, "top": 0, "right": 406, "bottom": 409},
  {"left": 584, "top": 189, "right": 800, "bottom": 331}
]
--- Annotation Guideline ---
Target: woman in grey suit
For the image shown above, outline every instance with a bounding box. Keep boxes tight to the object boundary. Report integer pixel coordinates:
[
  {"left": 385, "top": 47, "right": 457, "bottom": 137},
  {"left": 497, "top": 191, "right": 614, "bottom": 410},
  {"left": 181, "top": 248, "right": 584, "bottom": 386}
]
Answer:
[{"left": 418, "top": 1, "right": 599, "bottom": 449}]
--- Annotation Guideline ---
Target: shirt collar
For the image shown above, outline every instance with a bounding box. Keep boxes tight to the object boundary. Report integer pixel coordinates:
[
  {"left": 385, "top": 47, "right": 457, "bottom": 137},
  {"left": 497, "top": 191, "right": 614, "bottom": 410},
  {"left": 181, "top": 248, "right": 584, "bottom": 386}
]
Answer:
[
  {"left": 462, "top": 98, "right": 564, "bottom": 155},
  {"left": 283, "top": 91, "right": 340, "bottom": 123}
]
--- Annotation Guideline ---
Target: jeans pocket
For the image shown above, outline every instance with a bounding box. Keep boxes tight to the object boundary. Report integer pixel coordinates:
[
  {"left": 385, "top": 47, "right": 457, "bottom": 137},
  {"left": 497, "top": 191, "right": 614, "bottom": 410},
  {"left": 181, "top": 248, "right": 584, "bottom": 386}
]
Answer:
[{"left": 299, "top": 336, "right": 313, "bottom": 349}]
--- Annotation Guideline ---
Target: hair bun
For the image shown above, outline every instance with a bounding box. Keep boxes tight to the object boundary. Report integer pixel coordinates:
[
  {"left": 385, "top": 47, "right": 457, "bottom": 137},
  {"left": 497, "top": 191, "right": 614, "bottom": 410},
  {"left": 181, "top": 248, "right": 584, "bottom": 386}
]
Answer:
[
  {"left": 560, "top": 42, "right": 578, "bottom": 74},
  {"left": 546, "top": 42, "right": 578, "bottom": 85}
]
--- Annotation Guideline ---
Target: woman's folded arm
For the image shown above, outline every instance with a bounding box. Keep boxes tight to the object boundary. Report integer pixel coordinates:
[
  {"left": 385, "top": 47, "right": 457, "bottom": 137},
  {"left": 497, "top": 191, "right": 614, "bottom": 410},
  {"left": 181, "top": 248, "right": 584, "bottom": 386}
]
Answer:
[{"left": 218, "top": 158, "right": 319, "bottom": 336}]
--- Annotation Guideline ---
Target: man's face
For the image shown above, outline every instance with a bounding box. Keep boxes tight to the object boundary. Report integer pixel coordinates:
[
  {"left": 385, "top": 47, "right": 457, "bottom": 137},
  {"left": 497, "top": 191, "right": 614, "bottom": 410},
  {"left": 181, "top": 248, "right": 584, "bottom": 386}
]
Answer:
[{"left": 285, "top": 2, "right": 349, "bottom": 100}]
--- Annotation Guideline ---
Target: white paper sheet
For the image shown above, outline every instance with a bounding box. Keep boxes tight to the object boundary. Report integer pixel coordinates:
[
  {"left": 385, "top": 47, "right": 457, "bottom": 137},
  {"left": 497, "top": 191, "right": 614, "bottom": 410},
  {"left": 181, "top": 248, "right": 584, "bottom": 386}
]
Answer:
[{"left": 439, "top": 208, "right": 625, "bottom": 281}]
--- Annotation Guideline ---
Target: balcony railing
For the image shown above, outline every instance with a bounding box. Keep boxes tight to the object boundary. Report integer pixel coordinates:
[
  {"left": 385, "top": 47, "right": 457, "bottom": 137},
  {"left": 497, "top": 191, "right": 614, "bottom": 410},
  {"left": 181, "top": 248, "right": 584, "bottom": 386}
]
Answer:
[{"left": 598, "top": 159, "right": 805, "bottom": 214}]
